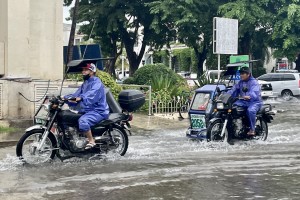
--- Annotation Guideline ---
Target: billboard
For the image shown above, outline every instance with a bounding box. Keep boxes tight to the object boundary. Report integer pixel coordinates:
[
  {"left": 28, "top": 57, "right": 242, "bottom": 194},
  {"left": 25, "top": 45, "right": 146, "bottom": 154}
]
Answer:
[{"left": 213, "top": 17, "right": 239, "bottom": 55}]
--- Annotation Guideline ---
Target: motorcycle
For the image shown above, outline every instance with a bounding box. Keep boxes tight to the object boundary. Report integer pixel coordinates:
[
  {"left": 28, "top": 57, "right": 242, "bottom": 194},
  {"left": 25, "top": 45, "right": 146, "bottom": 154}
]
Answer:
[
  {"left": 16, "top": 59, "right": 145, "bottom": 164},
  {"left": 16, "top": 96, "right": 133, "bottom": 163},
  {"left": 206, "top": 91, "right": 275, "bottom": 144}
]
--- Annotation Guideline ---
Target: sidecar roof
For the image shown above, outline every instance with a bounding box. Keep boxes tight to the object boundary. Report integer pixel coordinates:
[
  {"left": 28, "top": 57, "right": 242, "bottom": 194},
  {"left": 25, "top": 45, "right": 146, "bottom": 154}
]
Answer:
[{"left": 195, "top": 84, "right": 226, "bottom": 93}]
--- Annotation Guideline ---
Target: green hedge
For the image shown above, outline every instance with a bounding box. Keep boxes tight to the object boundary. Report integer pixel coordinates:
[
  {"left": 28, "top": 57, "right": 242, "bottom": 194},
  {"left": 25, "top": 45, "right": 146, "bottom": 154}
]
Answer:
[
  {"left": 67, "top": 71, "right": 121, "bottom": 99},
  {"left": 123, "top": 63, "right": 189, "bottom": 97},
  {"left": 96, "top": 71, "right": 122, "bottom": 98},
  {"left": 153, "top": 48, "right": 198, "bottom": 73}
]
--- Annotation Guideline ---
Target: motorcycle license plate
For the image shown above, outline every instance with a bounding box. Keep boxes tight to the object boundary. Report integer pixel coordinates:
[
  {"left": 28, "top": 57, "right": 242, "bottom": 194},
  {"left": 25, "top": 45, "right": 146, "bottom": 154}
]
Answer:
[{"left": 190, "top": 114, "right": 206, "bottom": 129}]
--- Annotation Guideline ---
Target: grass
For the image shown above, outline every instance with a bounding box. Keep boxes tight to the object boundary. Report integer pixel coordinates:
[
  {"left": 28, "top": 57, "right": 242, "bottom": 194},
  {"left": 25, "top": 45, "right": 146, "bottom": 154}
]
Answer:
[{"left": 0, "top": 126, "right": 19, "bottom": 133}]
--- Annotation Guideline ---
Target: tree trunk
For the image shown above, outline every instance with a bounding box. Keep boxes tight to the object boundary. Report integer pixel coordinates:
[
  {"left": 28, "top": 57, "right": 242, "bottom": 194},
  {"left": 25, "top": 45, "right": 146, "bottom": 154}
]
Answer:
[
  {"left": 239, "top": 32, "right": 251, "bottom": 55},
  {"left": 193, "top": 45, "right": 208, "bottom": 79},
  {"left": 124, "top": 39, "right": 147, "bottom": 76},
  {"left": 118, "top": 21, "right": 148, "bottom": 76},
  {"left": 66, "top": 0, "right": 79, "bottom": 65},
  {"left": 105, "top": 58, "right": 117, "bottom": 78}
]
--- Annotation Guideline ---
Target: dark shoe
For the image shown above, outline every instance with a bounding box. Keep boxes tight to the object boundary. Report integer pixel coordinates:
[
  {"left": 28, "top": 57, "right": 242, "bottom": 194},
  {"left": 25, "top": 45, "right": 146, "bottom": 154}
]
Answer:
[{"left": 228, "top": 140, "right": 234, "bottom": 145}]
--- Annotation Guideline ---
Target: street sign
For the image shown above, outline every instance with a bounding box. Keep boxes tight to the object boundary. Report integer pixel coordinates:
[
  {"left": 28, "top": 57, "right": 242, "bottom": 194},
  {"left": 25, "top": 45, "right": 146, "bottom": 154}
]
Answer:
[
  {"left": 230, "top": 55, "right": 249, "bottom": 64},
  {"left": 213, "top": 17, "right": 238, "bottom": 55}
]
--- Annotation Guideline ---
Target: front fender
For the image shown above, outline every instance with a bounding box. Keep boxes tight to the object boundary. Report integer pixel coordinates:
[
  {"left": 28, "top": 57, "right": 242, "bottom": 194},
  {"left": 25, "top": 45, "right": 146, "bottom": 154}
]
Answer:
[
  {"left": 25, "top": 125, "right": 47, "bottom": 132},
  {"left": 24, "top": 125, "right": 58, "bottom": 145},
  {"left": 208, "top": 117, "right": 223, "bottom": 126}
]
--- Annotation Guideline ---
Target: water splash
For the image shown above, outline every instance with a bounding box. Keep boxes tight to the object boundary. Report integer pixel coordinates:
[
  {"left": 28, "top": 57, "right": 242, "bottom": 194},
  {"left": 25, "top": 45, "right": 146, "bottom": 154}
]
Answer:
[{"left": 0, "top": 154, "right": 23, "bottom": 171}]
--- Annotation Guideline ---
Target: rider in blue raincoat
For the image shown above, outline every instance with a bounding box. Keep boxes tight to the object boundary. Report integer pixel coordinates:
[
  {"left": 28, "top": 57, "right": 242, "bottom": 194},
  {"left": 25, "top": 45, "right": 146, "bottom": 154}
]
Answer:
[
  {"left": 227, "top": 67, "right": 263, "bottom": 136},
  {"left": 65, "top": 63, "right": 109, "bottom": 149}
]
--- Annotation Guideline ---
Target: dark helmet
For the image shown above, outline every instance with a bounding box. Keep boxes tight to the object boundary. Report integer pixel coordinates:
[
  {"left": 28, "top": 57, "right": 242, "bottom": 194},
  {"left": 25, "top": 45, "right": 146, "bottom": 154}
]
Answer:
[{"left": 239, "top": 67, "right": 250, "bottom": 74}]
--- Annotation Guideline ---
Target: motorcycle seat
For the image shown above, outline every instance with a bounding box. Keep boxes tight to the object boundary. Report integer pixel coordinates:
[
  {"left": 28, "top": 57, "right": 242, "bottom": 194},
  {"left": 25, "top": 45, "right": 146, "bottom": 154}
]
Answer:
[
  {"left": 97, "top": 113, "right": 127, "bottom": 126},
  {"left": 59, "top": 110, "right": 127, "bottom": 127}
]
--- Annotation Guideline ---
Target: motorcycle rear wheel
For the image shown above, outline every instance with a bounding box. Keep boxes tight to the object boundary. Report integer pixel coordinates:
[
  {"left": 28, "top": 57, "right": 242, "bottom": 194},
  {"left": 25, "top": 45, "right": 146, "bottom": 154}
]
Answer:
[
  {"left": 255, "top": 119, "right": 268, "bottom": 141},
  {"left": 16, "top": 129, "right": 57, "bottom": 164},
  {"left": 101, "top": 125, "right": 128, "bottom": 156},
  {"left": 207, "top": 120, "right": 228, "bottom": 142}
]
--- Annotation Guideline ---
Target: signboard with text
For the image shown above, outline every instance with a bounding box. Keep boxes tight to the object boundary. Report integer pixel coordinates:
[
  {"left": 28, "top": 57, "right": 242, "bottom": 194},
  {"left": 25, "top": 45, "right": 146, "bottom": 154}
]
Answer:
[{"left": 213, "top": 17, "right": 239, "bottom": 55}]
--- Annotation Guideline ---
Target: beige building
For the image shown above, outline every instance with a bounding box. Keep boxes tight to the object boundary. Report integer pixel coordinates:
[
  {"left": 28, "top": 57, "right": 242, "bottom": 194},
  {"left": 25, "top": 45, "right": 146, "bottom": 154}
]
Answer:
[{"left": 0, "top": 0, "right": 64, "bottom": 119}]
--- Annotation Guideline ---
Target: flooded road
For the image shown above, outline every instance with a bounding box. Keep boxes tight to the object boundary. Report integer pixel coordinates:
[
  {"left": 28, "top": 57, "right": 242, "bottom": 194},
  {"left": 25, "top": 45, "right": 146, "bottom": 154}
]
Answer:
[{"left": 0, "top": 100, "right": 300, "bottom": 200}]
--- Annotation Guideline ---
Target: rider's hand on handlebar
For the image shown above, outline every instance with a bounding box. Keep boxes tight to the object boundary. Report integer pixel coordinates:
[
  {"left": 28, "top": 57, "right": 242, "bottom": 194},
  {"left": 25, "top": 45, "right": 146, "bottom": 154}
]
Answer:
[
  {"left": 244, "top": 96, "right": 251, "bottom": 100},
  {"left": 68, "top": 97, "right": 81, "bottom": 103}
]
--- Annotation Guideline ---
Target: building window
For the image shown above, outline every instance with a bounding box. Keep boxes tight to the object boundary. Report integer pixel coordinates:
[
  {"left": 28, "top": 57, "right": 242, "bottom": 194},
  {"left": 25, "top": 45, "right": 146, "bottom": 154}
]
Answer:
[{"left": 75, "top": 39, "right": 81, "bottom": 45}]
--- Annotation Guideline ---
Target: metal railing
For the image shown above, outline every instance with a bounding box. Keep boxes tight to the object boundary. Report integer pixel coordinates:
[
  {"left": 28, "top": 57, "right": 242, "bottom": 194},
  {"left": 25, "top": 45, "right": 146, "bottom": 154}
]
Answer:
[
  {"left": 152, "top": 94, "right": 189, "bottom": 115},
  {"left": 118, "top": 84, "right": 192, "bottom": 116}
]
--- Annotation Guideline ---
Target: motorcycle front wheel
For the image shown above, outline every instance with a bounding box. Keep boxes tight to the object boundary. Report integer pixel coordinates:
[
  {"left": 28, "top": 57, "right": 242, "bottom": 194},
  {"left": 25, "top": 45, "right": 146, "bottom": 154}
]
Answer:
[
  {"left": 16, "top": 129, "right": 57, "bottom": 164},
  {"left": 207, "top": 119, "right": 228, "bottom": 142}
]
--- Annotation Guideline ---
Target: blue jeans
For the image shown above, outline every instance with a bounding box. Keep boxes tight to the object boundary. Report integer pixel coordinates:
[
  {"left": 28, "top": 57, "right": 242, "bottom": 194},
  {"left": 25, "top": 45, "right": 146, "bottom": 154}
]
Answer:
[
  {"left": 78, "top": 111, "right": 109, "bottom": 132},
  {"left": 234, "top": 100, "right": 262, "bottom": 131}
]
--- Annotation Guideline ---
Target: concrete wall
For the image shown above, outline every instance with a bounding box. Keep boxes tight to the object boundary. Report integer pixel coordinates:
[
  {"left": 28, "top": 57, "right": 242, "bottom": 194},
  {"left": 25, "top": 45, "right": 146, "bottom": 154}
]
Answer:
[
  {"left": 0, "top": 0, "right": 63, "bottom": 80},
  {"left": 0, "top": 0, "right": 64, "bottom": 119}
]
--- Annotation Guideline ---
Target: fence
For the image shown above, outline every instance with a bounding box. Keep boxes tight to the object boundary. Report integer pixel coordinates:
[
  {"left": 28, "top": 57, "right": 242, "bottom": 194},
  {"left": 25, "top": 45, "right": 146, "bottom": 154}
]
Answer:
[{"left": 119, "top": 84, "right": 192, "bottom": 117}]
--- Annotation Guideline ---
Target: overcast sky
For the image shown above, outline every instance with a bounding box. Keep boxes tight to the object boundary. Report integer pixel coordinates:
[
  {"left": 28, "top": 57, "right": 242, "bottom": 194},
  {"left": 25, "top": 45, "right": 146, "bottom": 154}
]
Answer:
[{"left": 63, "top": 3, "right": 73, "bottom": 24}]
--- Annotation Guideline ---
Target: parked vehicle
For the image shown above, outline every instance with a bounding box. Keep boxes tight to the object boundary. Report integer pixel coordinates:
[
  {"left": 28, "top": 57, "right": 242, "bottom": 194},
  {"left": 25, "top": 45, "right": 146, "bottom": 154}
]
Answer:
[
  {"left": 16, "top": 59, "right": 145, "bottom": 164},
  {"left": 258, "top": 72, "right": 300, "bottom": 100},
  {"left": 206, "top": 93, "right": 275, "bottom": 144},
  {"left": 258, "top": 80, "right": 274, "bottom": 99}
]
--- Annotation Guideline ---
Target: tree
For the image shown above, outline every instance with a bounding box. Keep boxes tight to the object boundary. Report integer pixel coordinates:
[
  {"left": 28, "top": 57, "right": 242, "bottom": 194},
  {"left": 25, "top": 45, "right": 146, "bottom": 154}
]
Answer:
[
  {"left": 149, "top": 0, "right": 225, "bottom": 78},
  {"left": 270, "top": 2, "right": 300, "bottom": 71},
  {"left": 219, "top": 0, "right": 273, "bottom": 60},
  {"left": 64, "top": 0, "right": 80, "bottom": 64},
  {"left": 73, "top": 0, "right": 174, "bottom": 75}
]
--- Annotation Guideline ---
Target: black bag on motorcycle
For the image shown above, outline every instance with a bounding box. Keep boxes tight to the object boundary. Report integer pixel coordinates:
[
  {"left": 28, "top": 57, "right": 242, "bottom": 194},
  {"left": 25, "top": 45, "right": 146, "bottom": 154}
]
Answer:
[{"left": 118, "top": 90, "right": 145, "bottom": 112}]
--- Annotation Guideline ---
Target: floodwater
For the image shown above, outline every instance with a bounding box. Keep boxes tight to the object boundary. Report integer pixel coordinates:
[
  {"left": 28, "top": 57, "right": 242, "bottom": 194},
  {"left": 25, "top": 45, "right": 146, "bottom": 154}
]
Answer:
[{"left": 0, "top": 99, "right": 300, "bottom": 200}]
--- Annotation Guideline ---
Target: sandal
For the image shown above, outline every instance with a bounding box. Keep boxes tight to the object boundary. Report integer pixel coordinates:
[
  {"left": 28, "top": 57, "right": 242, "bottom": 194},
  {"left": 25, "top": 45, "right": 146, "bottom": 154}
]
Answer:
[
  {"left": 247, "top": 131, "right": 256, "bottom": 136},
  {"left": 85, "top": 143, "right": 96, "bottom": 150}
]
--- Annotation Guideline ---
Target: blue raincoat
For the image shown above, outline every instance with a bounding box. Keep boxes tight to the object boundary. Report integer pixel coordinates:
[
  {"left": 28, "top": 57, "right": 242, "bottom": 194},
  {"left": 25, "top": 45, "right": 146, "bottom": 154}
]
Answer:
[
  {"left": 227, "top": 76, "right": 263, "bottom": 131},
  {"left": 65, "top": 76, "right": 109, "bottom": 132}
]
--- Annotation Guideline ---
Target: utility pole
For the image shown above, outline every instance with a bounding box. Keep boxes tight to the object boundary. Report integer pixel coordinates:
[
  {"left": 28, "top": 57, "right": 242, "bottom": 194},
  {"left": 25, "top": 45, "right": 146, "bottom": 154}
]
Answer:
[{"left": 66, "top": 0, "right": 79, "bottom": 65}]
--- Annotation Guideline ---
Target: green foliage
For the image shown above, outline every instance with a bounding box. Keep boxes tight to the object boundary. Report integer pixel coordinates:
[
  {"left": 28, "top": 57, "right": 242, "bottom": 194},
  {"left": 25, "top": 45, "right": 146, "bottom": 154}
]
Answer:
[
  {"left": 149, "top": 0, "right": 220, "bottom": 76},
  {"left": 74, "top": 0, "right": 176, "bottom": 75},
  {"left": 271, "top": 3, "right": 300, "bottom": 61},
  {"left": 125, "top": 63, "right": 187, "bottom": 88},
  {"left": 153, "top": 50, "right": 169, "bottom": 66},
  {"left": 151, "top": 75, "right": 178, "bottom": 97},
  {"left": 124, "top": 64, "right": 189, "bottom": 101},
  {"left": 96, "top": 71, "right": 122, "bottom": 98},
  {"left": 67, "top": 71, "right": 121, "bottom": 98},
  {"left": 0, "top": 126, "right": 18, "bottom": 133},
  {"left": 198, "top": 73, "right": 215, "bottom": 87}
]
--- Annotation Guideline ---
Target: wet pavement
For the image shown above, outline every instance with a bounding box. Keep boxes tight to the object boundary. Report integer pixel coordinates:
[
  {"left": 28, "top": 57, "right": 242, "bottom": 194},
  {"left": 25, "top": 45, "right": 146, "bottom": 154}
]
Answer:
[{"left": 0, "top": 99, "right": 300, "bottom": 200}]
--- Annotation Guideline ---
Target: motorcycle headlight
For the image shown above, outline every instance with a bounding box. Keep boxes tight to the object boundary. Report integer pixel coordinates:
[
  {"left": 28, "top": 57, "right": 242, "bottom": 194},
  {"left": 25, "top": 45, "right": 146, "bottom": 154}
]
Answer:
[{"left": 217, "top": 102, "right": 224, "bottom": 110}]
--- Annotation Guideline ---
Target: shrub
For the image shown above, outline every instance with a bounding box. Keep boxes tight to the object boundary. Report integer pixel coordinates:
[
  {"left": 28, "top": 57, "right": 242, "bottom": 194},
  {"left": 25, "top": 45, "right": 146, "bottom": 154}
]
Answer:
[
  {"left": 128, "top": 63, "right": 187, "bottom": 90},
  {"left": 67, "top": 71, "right": 121, "bottom": 98},
  {"left": 96, "top": 71, "right": 122, "bottom": 98},
  {"left": 123, "top": 77, "right": 135, "bottom": 84}
]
